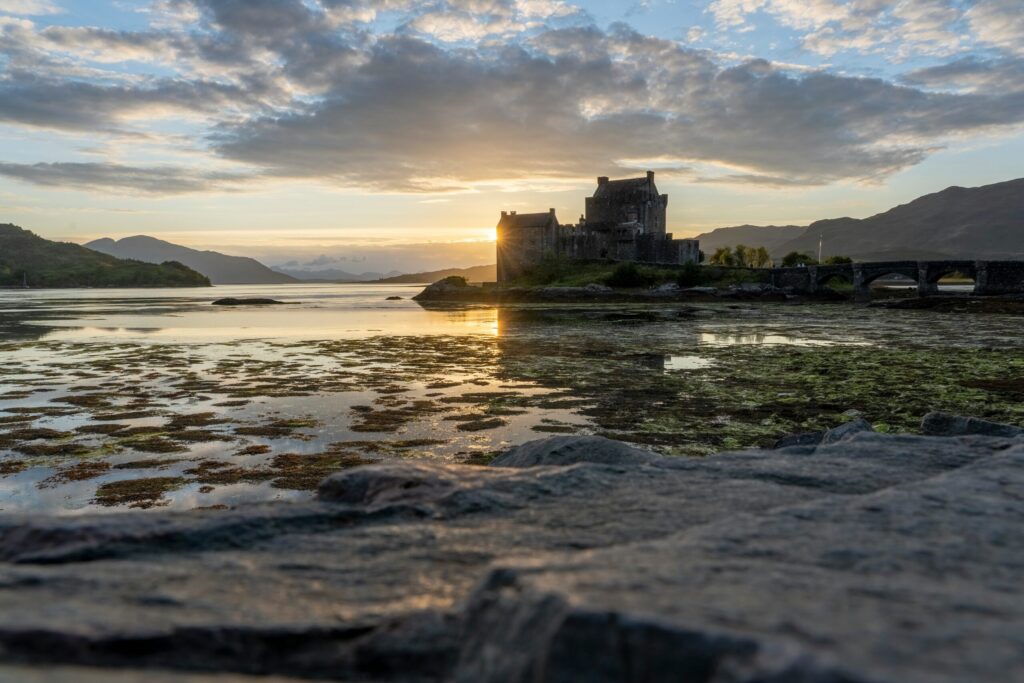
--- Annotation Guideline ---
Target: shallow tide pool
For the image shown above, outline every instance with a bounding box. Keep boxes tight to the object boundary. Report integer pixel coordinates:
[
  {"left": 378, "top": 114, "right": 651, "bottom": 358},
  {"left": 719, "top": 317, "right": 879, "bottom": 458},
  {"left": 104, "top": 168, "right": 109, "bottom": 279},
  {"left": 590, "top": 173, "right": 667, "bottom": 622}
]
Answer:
[{"left": 2, "top": 284, "right": 1022, "bottom": 514}]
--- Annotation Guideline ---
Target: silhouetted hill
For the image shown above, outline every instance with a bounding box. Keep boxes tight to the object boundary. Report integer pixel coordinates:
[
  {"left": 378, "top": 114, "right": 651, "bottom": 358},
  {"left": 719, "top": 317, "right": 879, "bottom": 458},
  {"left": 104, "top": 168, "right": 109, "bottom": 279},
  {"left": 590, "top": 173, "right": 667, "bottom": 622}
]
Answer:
[
  {"left": 700, "top": 179, "right": 1023, "bottom": 261},
  {"left": 376, "top": 264, "right": 497, "bottom": 284},
  {"left": 0, "top": 224, "right": 209, "bottom": 288},
  {"left": 86, "top": 235, "right": 297, "bottom": 285},
  {"left": 693, "top": 225, "right": 806, "bottom": 253},
  {"left": 773, "top": 179, "right": 1024, "bottom": 260}
]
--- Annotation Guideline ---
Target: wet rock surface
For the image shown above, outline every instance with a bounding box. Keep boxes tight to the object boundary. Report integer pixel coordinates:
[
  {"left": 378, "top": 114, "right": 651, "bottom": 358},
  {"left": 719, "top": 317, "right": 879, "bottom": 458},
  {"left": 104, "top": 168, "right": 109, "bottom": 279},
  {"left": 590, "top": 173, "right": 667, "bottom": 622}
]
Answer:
[
  {"left": 0, "top": 424, "right": 1022, "bottom": 682},
  {"left": 922, "top": 410, "right": 1024, "bottom": 438}
]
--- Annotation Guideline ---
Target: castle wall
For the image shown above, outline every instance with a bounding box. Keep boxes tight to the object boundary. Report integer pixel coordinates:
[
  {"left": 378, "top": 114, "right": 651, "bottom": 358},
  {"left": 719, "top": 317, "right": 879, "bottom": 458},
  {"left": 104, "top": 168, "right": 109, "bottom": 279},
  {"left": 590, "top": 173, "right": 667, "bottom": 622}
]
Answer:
[
  {"left": 555, "top": 231, "right": 698, "bottom": 267},
  {"left": 497, "top": 223, "right": 557, "bottom": 282}
]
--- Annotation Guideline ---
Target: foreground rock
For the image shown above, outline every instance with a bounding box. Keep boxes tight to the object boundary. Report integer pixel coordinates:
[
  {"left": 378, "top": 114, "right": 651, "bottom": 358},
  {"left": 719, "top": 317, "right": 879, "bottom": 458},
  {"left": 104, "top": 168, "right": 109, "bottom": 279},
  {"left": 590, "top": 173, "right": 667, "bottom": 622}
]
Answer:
[
  {"left": 0, "top": 425, "right": 1021, "bottom": 682},
  {"left": 212, "top": 298, "right": 285, "bottom": 306},
  {"left": 773, "top": 417, "right": 875, "bottom": 448}
]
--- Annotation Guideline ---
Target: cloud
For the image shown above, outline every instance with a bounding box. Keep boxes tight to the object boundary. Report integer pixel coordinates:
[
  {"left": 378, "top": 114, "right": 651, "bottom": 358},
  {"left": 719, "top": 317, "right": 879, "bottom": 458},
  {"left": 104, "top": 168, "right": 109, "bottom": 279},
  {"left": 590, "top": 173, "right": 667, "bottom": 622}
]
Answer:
[
  {"left": 403, "top": 0, "right": 582, "bottom": 41},
  {"left": 1, "top": 1, "right": 1023, "bottom": 197},
  {"left": 0, "top": 0, "right": 61, "bottom": 16},
  {"left": 0, "top": 79, "right": 218, "bottom": 131},
  {"left": 709, "top": 0, "right": 978, "bottom": 60},
  {"left": 0, "top": 162, "right": 251, "bottom": 194},
  {"left": 965, "top": 0, "right": 1024, "bottom": 56},
  {"left": 902, "top": 57, "right": 1024, "bottom": 94},
  {"left": 696, "top": 173, "right": 828, "bottom": 187},
  {"left": 213, "top": 27, "right": 1024, "bottom": 190}
]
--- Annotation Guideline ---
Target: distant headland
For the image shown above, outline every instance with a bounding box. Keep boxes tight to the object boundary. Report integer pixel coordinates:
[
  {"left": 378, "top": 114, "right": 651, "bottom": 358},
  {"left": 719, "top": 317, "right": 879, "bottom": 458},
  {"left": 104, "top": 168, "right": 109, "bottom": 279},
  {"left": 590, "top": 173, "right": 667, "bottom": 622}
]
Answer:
[{"left": 0, "top": 224, "right": 210, "bottom": 289}]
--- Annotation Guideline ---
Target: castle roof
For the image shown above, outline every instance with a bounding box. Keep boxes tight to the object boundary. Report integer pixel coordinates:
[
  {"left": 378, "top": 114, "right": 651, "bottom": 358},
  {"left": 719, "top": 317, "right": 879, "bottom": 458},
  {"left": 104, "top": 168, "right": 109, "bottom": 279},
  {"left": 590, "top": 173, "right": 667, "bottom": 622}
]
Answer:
[
  {"left": 594, "top": 177, "right": 646, "bottom": 194},
  {"left": 497, "top": 210, "right": 558, "bottom": 229},
  {"left": 592, "top": 173, "right": 659, "bottom": 202}
]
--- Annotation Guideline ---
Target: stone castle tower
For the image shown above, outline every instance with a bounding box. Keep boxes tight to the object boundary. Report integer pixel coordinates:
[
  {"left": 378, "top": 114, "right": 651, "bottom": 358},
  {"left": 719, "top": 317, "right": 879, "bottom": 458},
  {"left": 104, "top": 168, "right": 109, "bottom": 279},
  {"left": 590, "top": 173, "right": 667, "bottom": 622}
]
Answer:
[
  {"left": 583, "top": 171, "right": 667, "bottom": 236},
  {"left": 496, "top": 171, "right": 698, "bottom": 283}
]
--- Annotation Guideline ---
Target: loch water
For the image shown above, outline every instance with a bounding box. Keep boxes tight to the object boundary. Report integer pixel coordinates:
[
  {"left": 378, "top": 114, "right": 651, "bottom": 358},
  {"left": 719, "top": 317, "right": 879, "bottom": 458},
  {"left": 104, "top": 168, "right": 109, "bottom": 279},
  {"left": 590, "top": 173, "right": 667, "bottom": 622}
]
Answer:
[{"left": 1, "top": 283, "right": 1022, "bottom": 514}]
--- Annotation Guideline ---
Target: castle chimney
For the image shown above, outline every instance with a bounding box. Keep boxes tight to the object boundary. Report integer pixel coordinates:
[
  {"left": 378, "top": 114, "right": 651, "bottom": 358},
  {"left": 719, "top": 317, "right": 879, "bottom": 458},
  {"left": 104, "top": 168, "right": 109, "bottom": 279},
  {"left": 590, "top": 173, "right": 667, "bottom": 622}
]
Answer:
[
  {"left": 549, "top": 208, "right": 556, "bottom": 214},
  {"left": 597, "top": 176, "right": 609, "bottom": 185},
  {"left": 510, "top": 210, "right": 516, "bottom": 215},
  {"left": 647, "top": 170, "right": 655, "bottom": 183},
  {"left": 501, "top": 211, "right": 507, "bottom": 217}
]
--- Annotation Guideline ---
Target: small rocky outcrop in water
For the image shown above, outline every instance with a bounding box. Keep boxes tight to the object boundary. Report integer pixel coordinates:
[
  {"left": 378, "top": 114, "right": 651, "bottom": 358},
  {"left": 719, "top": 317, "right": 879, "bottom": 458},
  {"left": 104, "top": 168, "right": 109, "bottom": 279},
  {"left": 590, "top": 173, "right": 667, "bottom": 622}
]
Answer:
[
  {"left": 211, "top": 297, "right": 285, "bottom": 306},
  {"left": 921, "top": 410, "right": 1024, "bottom": 437},
  {"left": 0, "top": 415, "right": 1021, "bottom": 682},
  {"left": 771, "top": 417, "right": 875, "bottom": 448}
]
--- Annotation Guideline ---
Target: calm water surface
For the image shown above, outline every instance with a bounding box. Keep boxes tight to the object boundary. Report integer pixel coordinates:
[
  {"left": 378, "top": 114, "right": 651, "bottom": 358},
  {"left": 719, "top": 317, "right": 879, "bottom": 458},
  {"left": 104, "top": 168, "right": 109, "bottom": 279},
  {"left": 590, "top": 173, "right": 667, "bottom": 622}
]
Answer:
[{"left": 2, "top": 284, "right": 1022, "bottom": 514}]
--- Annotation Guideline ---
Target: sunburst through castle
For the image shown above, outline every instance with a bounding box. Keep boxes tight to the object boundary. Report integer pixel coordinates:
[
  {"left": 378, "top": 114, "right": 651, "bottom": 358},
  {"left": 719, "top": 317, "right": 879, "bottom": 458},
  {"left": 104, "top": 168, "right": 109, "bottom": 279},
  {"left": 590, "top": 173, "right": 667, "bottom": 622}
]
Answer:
[{"left": 496, "top": 171, "right": 700, "bottom": 283}]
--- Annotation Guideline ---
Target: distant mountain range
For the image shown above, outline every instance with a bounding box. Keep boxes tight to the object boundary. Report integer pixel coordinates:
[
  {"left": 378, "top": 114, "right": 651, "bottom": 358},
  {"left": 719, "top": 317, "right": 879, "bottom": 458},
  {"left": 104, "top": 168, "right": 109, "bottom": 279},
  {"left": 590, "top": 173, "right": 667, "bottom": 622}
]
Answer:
[
  {"left": 1, "top": 225, "right": 209, "bottom": 288},
  {"left": 81, "top": 234, "right": 496, "bottom": 284},
  {"left": 696, "top": 178, "right": 1024, "bottom": 261},
  {"left": 375, "top": 264, "right": 496, "bottom": 284},
  {"left": 272, "top": 264, "right": 496, "bottom": 283},
  {"left": 86, "top": 235, "right": 297, "bottom": 285},
  {"left": 271, "top": 266, "right": 404, "bottom": 282}
]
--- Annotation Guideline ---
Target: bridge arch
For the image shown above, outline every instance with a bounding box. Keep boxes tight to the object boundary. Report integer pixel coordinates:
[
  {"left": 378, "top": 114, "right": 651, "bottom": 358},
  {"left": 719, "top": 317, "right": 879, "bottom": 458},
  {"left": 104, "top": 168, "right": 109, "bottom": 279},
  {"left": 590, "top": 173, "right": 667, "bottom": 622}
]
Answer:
[
  {"left": 858, "top": 262, "right": 920, "bottom": 287},
  {"left": 924, "top": 263, "right": 976, "bottom": 283},
  {"left": 921, "top": 261, "right": 978, "bottom": 294},
  {"left": 817, "top": 269, "right": 854, "bottom": 292}
]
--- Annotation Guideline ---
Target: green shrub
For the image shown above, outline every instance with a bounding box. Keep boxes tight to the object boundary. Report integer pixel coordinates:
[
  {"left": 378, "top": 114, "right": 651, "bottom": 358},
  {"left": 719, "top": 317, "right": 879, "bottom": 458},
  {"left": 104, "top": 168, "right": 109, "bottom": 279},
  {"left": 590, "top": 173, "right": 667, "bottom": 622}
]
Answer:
[
  {"left": 440, "top": 275, "right": 468, "bottom": 287},
  {"left": 676, "top": 262, "right": 704, "bottom": 287},
  {"left": 781, "top": 251, "right": 818, "bottom": 267},
  {"left": 604, "top": 261, "right": 659, "bottom": 288}
]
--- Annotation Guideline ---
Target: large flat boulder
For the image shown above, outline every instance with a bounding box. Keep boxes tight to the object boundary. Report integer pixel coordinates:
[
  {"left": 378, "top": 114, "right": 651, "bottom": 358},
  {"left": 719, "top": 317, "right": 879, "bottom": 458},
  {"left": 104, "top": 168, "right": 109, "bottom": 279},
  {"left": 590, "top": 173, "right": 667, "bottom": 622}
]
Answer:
[{"left": 0, "top": 431, "right": 1020, "bottom": 681}]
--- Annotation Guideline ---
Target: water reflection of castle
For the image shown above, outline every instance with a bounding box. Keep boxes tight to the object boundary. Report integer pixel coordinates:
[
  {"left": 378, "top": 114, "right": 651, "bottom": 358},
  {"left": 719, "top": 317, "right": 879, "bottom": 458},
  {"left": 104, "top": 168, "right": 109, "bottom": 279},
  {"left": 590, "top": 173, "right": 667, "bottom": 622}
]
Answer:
[{"left": 496, "top": 171, "right": 700, "bottom": 283}]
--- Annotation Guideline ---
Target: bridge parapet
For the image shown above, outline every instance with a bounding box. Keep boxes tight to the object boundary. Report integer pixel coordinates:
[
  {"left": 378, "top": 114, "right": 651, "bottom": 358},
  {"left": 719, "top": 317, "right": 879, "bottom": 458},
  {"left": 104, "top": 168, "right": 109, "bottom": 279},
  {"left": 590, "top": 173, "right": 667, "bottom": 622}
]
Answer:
[
  {"left": 769, "top": 267, "right": 813, "bottom": 292},
  {"left": 976, "top": 261, "right": 1024, "bottom": 295},
  {"left": 766, "top": 259, "right": 1024, "bottom": 298}
]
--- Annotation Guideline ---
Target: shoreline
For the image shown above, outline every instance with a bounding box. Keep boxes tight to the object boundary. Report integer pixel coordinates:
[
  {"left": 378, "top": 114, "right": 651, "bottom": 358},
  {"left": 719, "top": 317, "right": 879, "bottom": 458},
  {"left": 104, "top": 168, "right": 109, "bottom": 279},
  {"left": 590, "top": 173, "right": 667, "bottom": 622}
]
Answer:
[{"left": 413, "top": 281, "right": 1024, "bottom": 311}]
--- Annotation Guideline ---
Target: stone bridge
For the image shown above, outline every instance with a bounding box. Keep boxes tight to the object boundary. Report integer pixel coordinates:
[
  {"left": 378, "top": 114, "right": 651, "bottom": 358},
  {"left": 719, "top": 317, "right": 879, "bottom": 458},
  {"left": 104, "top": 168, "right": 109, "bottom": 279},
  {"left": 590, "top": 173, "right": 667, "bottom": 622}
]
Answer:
[{"left": 769, "top": 260, "right": 1024, "bottom": 300}]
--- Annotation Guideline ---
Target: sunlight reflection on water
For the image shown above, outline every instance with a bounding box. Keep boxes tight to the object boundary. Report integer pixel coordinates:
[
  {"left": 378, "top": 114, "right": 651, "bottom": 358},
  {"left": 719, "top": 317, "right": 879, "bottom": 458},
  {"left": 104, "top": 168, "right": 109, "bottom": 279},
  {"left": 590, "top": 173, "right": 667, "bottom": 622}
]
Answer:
[
  {"left": 0, "top": 283, "right": 499, "bottom": 342},
  {"left": 698, "top": 332, "right": 870, "bottom": 347}
]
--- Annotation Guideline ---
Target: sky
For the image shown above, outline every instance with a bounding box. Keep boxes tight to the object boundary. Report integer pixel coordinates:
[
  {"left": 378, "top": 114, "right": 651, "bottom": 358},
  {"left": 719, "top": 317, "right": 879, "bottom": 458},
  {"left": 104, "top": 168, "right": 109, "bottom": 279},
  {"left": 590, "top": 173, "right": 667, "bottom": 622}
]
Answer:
[{"left": 0, "top": 0, "right": 1022, "bottom": 271}]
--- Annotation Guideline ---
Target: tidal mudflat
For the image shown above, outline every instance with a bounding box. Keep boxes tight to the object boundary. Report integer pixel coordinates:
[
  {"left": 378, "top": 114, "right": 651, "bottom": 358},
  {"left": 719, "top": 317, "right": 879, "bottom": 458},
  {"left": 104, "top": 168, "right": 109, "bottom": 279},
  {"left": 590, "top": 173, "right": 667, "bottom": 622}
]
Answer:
[{"left": 1, "top": 284, "right": 1021, "bottom": 513}]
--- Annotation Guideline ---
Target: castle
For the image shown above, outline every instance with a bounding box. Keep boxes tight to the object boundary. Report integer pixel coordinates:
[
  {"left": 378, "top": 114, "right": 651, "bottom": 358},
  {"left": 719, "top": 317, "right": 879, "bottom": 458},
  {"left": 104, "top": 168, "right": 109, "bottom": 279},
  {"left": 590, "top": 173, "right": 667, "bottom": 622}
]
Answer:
[{"left": 496, "top": 171, "right": 700, "bottom": 283}]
